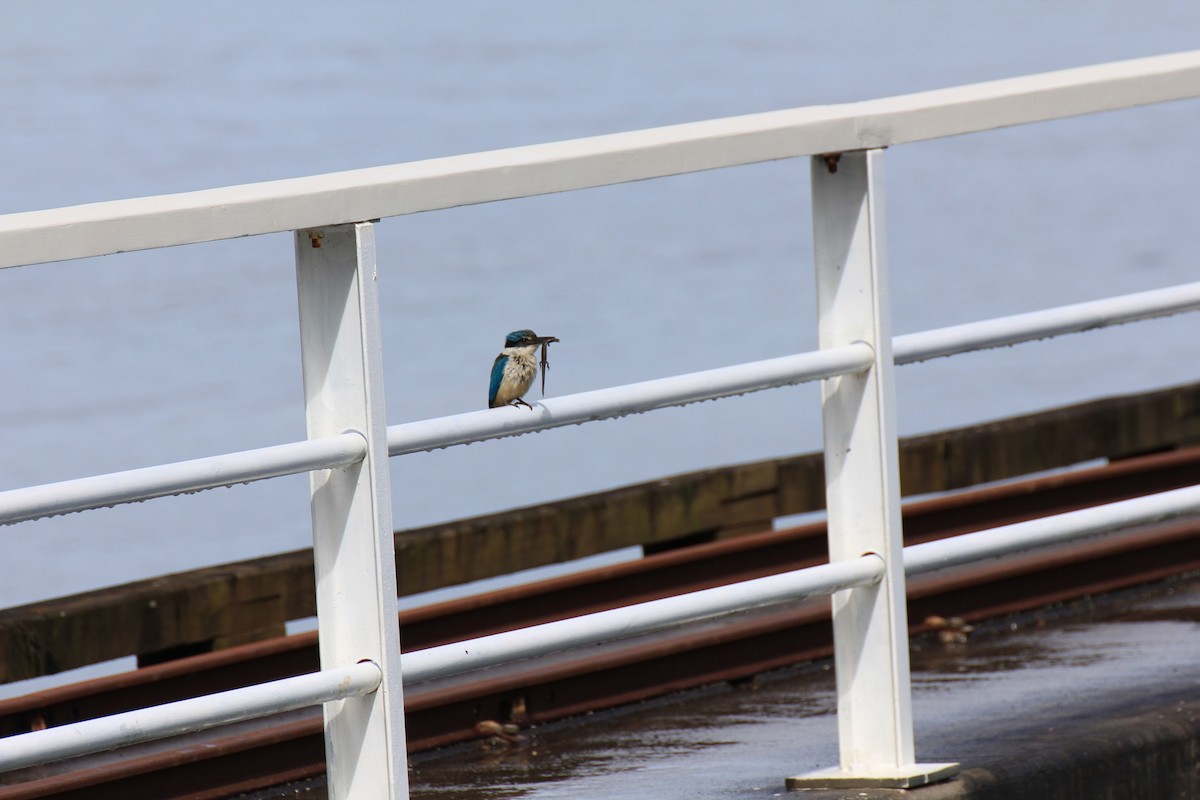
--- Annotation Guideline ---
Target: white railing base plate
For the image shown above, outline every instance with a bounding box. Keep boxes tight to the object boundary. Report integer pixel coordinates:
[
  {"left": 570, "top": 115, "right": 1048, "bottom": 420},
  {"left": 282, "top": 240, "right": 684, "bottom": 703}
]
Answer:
[{"left": 786, "top": 761, "right": 960, "bottom": 790}]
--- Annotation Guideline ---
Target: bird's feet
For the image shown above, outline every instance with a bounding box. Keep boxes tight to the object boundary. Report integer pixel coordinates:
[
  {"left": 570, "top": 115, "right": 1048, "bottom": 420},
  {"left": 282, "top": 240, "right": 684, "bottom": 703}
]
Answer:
[{"left": 511, "top": 398, "right": 534, "bottom": 410}]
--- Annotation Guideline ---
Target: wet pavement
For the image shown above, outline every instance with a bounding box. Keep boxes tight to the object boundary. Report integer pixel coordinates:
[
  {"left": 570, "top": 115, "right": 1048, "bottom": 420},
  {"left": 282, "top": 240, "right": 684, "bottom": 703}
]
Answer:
[{"left": 251, "top": 574, "right": 1200, "bottom": 799}]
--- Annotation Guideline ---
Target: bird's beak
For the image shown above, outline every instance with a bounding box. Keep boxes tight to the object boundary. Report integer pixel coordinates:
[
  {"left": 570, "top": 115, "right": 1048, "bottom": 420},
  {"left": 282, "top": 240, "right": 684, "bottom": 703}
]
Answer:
[{"left": 536, "top": 335, "right": 560, "bottom": 345}]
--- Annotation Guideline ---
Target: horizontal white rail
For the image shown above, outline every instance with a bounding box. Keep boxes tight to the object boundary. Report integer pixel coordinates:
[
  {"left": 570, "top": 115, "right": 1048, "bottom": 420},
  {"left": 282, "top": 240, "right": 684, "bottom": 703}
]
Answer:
[
  {"left": 2, "top": 51, "right": 1199, "bottom": 269},
  {"left": 905, "top": 484, "right": 1200, "bottom": 576},
  {"left": 388, "top": 343, "right": 874, "bottom": 455},
  {"left": 403, "top": 555, "right": 884, "bottom": 683},
  {"left": 0, "top": 433, "right": 365, "bottom": 526},
  {"left": 403, "top": 481, "right": 1200, "bottom": 685},
  {"left": 895, "top": 280, "right": 1200, "bottom": 364},
  {"left": 389, "top": 281, "right": 1200, "bottom": 456},
  {"left": 0, "top": 661, "right": 381, "bottom": 773},
  {"left": 7, "top": 279, "right": 1197, "bottom": 525}
]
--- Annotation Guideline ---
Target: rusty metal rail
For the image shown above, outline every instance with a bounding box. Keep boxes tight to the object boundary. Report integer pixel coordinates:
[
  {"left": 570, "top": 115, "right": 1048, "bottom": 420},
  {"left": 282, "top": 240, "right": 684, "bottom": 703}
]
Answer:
[{"left": 2, "top": 448, "right": 1200, "bottom": 798}]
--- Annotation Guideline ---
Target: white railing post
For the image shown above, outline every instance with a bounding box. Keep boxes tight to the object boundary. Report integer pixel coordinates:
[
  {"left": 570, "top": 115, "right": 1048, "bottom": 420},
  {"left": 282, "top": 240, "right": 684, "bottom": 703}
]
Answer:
[
  {"left": 789, "top": 150, "right": 956, "bottom": 789},
  {"left": 295, "top": 222, "right": 408, "bottom": 799}
]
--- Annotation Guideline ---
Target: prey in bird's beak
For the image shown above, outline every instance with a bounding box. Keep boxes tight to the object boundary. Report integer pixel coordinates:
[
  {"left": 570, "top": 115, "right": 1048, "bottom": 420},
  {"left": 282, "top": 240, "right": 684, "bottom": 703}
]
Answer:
[{"left": 537, "top": 335, "right": 559, "bottom": 396}]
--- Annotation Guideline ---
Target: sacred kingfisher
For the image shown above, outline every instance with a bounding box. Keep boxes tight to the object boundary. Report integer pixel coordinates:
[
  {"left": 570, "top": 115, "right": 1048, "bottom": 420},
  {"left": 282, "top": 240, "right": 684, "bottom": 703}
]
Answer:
[{"left": 489, "top": 329, "right": 559, "bottom": 409}]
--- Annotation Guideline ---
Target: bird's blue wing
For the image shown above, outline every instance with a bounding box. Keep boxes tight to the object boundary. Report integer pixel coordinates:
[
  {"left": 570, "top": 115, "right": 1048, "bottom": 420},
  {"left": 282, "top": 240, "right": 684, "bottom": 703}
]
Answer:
[{"left": 488, "top": 355, "right": 507, "bottom": 408}]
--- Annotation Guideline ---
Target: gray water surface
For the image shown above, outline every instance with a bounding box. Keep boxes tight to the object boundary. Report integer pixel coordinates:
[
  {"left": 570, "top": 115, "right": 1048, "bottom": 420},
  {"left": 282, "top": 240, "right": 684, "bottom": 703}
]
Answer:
[{"left": 1, "top": 2, "right": 1199, "bottom": 607}]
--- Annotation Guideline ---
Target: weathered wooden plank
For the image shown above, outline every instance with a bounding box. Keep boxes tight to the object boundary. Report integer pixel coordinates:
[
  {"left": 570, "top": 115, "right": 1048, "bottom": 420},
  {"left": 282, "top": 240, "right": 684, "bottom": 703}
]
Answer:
[
  {"left": 2, "top": 552, "right": 314, "bottom": 679},
  {"left": 3, "top": 381, "right": 1200, "bottom": 682}
]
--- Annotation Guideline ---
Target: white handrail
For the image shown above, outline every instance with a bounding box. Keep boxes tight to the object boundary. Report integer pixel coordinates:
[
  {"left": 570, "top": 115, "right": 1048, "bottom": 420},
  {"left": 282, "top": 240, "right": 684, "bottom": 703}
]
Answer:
[
  {"left": 0, "top": 346, "right": 875, "bottom": 526},
  {"left": 7, "top": 476, "right": 1186, "bottom": 775},
  {"left": 10, "top": 466, "right": 1191, "bottom": 774},
  {"left": 5, "top": 277, "right": 1199, "bottom": 526},
  {"left": 397, "top": 483, "right": 1200, "bottom": 685},
  {"left": 895, "top": 280, "right": 1200, "bottom": 364},
  {"left": 388, "top": 342, "right": 875, "bottom": 455},
  {"left": 0, "top": 51, "right": 1198, "bottom": 269},
  {"left": 0, "top": 432, "right": 366, "bottom": 526},
  {"left": 404, "top": 555, "right": 885, "bottom": 683},
  {"left": 905, "top": 484, "right": 1200, "bottom": 575},
  {"left": 389, "top": 280, "right": 1200, "bottom": 455},
  {"left": 0, "top": 661, "right": 381, "bottom": 774}
]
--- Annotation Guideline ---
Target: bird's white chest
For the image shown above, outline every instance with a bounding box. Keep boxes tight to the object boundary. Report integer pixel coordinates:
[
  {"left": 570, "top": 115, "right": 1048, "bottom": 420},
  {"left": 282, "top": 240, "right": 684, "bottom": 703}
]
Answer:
[{"left": 503, "top": 350, "right": 538, "bottom": 387}]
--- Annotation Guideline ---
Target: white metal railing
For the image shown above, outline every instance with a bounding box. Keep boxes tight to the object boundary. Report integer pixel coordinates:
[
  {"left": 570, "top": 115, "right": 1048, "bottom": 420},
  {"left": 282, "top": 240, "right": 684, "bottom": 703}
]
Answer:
[
  {"left": 0, "top": 662, "right": 382, "bottom": 774},
  {"left": 407, "top": 483, "right": 1200, "bottom": 685},
  {"left": 5, "top": 276, "right": 1200, "bottom": 526},
  {"left": 1, "top": 50, "right": 1200, "bottom": 797},
  {"left": 903, "top": 483, "right": 1200, "bottom": 576},
  {"left": 893, "top": 280, "right": 1200, "bottom": 365},
  {"left": 381, "top": 280, "right": 1200, "bottom": 456},
  {"left": 0, "top": 433, "right": 367, "bottom": 525},
  {"left": 5, "top": 483, "right": 1200, "bottom": 775},
  {"left": 2, "top": 51, "right": 1199, "bottom": 269}
]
